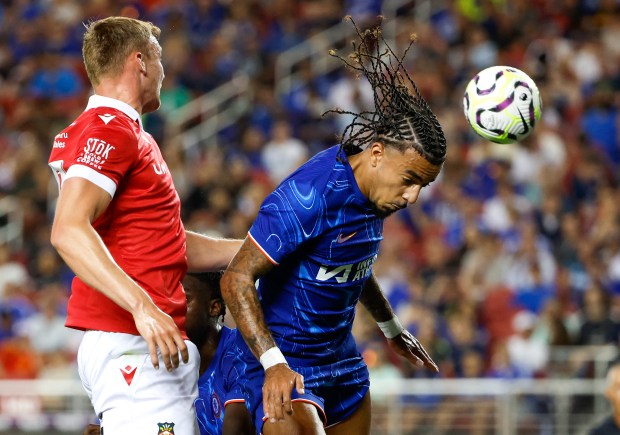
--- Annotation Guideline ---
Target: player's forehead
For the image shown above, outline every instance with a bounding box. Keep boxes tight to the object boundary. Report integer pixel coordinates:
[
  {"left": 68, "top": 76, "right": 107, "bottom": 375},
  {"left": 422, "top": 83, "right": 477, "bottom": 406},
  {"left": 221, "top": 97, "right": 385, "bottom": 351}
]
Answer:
[{"left": 389, "top": 147, "right": 442, "bottom": 183}]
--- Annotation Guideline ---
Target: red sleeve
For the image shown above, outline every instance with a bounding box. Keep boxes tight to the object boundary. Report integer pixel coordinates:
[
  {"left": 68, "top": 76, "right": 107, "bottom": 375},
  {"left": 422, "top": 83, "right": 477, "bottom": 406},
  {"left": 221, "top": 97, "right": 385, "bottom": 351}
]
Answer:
[{"left": 64, "top": 119, "right": 139, "bottom": 197}]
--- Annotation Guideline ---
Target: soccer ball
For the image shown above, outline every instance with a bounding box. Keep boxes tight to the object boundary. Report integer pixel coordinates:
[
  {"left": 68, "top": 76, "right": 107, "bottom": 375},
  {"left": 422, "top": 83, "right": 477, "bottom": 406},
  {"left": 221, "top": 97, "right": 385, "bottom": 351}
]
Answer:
[{"left": 463, "top": 66, "right": 542, "bottom": 144}]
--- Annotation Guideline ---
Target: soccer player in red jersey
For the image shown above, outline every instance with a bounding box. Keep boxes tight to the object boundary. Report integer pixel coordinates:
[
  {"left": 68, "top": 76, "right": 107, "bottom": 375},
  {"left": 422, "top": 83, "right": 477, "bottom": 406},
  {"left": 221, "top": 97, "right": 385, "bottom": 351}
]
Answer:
[{"left": 48, "top": 17, "right": 240, "bottom": 435}]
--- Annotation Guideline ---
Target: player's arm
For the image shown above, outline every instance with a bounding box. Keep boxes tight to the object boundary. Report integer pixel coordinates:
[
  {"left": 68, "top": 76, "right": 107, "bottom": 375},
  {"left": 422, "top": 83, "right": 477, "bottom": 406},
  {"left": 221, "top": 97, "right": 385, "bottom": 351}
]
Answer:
[
  {"left": 184, "top": 230, "right": 242, "bottom": 272},
  {"left": 221, "top": 238, "right": 305, "bottom": 423},
  {"left": 360, "top": 273, "right": 438, "bottom": 372},
  {"left": 50, "top": 178, "right": 188, "bottom": 371}
]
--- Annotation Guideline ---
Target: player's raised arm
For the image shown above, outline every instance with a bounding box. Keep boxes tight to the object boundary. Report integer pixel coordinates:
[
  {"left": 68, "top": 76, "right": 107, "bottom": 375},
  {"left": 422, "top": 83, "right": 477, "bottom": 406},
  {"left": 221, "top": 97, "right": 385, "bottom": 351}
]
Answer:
[
  {"left": 185, "top": 230, "right": 243, "bottom": 272},
  {"left": 51, "top": 177, "right": 188, "bottom": 372},
  {"left": 221, "top": 238, "right": 305, "bottom": 423},
  {"left": 360, "top": 273, "right": 438, "bottom": 372}
]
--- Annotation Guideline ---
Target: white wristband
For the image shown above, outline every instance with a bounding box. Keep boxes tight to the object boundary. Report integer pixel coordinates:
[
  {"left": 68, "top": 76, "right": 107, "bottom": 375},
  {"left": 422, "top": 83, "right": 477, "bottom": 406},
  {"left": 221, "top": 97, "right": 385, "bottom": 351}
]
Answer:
[
  {"left": 377, "top": 316, "right": 404, "bottom": 339},
  {"left": 259, "top": 347, "right": 287, "bottom": 370}
]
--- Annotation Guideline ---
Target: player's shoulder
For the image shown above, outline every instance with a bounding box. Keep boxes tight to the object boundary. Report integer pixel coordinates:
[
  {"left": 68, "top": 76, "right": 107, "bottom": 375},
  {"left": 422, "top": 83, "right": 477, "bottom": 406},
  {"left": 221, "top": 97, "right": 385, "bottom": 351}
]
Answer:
[
  {"left": 218, "top": 326, "right": 238, "bottom": 351},
  {"left": 79, "top": 107, "right": 141, "bottom": 139}
]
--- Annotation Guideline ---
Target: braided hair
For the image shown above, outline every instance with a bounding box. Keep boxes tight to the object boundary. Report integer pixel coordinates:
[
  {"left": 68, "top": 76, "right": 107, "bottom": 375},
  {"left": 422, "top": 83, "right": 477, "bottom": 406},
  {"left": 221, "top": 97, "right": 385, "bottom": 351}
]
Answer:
[{"left": 326, "top": 17, "right": 446, "bottom": 165}]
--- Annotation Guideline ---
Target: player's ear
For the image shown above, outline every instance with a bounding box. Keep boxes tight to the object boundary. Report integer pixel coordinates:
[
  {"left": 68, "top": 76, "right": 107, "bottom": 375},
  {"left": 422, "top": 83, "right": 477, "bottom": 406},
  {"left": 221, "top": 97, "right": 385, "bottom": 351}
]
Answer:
[
  {"left": 369, "top": 141, "right": 385, "bottom": 167},
  {"left": 209, "top": 298, "right": 223, "bottom": 317},
  {"left": 135, "top": 52, "right": 147, "bottom": 74}
]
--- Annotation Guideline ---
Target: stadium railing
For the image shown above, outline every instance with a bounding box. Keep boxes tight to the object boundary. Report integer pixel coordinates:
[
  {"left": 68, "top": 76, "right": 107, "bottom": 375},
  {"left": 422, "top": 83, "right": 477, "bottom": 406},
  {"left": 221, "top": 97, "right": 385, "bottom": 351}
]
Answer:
[
  {"left": 0, "top": 344, "right": 615, "bottom": 434},
  {"left": 162, "top": 0, "right": 430, "bottom": 153},
  {"left": 371, "top": 377, "right": 608, "bottom": 435},
  {"left": 0, "top": 377, "right": 608, "bottom": 434},
  {"left": 273, "top": 0, "right": 434, "bottom": 98},
  {"left": 164, "top": 73, "right": 253, "bottom": 152}
]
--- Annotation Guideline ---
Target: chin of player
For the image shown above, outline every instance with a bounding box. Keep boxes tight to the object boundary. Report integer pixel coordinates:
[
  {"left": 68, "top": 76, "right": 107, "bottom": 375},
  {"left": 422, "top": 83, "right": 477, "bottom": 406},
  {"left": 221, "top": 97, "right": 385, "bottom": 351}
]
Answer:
[
  {"left": 143, "top": 96, "right": 161, "bottom": 114},
  {"left": 373, "top": 204, "right": 400, "bottom": 218}
]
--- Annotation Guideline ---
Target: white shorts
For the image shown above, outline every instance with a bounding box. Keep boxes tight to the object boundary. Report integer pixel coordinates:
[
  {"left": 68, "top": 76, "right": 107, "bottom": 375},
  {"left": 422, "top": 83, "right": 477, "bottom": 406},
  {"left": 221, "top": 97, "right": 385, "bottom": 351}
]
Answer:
[{"left": 77, "top": 330, "right": 200, "bottom": 435}]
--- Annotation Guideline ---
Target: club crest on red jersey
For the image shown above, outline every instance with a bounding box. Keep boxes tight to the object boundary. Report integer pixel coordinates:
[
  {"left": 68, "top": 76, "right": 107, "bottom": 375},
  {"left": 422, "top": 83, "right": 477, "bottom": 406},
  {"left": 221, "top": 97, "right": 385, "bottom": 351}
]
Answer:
[{"left": 157, "top": 422, "right": 175, "bottom": 435}]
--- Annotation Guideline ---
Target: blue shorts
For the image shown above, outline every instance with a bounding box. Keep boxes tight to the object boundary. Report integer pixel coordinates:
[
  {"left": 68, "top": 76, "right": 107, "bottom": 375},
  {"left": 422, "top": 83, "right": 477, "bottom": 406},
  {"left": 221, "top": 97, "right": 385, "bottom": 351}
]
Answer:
[{"left": 234, "top": 342, "right": 370, "bottom": 433}]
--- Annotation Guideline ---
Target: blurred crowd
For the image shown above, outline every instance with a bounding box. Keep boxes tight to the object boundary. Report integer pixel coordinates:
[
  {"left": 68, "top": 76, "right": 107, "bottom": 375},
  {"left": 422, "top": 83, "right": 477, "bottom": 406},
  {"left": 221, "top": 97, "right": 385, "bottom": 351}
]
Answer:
[{"left": 0, "top": 0, "right": 618, "bottom": 410}]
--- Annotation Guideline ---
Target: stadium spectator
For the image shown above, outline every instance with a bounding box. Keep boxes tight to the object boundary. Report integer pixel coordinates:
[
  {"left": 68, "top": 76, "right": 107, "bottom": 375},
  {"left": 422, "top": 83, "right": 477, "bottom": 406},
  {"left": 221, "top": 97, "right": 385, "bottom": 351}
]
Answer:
[
  {"left": 260, "top": 119, "right": 309, "bottom": 185},
  {"left": 506, "top": 310, "right": 549, "bottom": 377}
]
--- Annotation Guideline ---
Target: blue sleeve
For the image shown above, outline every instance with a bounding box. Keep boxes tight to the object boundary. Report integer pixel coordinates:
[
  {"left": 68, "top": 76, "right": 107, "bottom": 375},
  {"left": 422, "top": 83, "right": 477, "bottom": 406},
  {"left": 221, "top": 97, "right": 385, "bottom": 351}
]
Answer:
[{"left": 248, "top": 179, "right": 324, "bottom": 264}]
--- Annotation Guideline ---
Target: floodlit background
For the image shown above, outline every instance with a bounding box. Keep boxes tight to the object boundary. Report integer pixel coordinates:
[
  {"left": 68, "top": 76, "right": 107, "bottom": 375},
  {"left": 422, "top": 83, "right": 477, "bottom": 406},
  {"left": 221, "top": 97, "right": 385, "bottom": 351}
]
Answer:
[{"left": 0, "top": 0, "right": 617, "bottom": 433}]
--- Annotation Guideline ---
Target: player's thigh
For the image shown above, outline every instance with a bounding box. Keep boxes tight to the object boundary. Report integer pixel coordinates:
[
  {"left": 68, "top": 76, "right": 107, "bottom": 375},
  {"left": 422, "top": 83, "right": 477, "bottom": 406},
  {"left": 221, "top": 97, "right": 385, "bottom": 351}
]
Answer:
[
  {"left": 263, "top": 401, "right": 326, "bottom": 435},
  {"left": 79, "top": 331, "right": 200, "bottom": 435},
  {"left": 326, "top": 392, "right": 371, "bottom": 435},
  {"left": 223, "top": 402, "right": 255, "bottom": 435}
]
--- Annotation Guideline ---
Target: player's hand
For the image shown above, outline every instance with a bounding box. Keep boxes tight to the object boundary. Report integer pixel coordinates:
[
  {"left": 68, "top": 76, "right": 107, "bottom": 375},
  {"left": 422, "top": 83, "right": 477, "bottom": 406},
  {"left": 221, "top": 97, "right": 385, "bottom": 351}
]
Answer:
[
  {"left": 387, "top": 329, "right": 439, "bottom": 373},
  {"left": 83, "top": 424, "right": 100, "bottom": 435},
  {"left": 263, "top": 363, "right": 304, "bottom": 423},
  {"left": 132, "top": 303, "right": 189, "bottom": 371}
]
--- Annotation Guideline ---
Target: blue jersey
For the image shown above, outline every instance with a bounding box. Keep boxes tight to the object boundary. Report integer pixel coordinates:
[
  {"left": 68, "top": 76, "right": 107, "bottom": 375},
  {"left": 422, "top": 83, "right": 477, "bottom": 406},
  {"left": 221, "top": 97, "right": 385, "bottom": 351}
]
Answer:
[
  {"left": 238, "top": 145, "right": 380, "bottom": 429},
  {"left": 247, "top": 145, "right": 383, "bottom": 365},
  {"left": 195, "top": 327, "right": 245, "bottom": 435}
]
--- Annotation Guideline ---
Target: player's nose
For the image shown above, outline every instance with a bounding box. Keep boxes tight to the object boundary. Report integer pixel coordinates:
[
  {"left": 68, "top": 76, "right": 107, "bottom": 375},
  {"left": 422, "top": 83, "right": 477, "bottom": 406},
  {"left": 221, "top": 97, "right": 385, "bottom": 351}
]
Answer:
[{"left": 403, "top": 185, "right": 422, "bottom": 205}]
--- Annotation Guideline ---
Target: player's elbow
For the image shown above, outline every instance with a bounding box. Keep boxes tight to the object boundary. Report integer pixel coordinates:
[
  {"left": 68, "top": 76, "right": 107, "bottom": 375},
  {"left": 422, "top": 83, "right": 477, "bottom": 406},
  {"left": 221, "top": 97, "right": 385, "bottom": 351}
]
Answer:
[
  {"left": 220, "top": 270, "right": 236, "bottom": 304},
  {"left": 50, "top": 220, "right": 77, "bottom": 258},
  {"left": 220, "top": 269, "right": 252, "bottom": 305},
  {"left": 50, "top": 222, "right": 65, "bottom": 252}
]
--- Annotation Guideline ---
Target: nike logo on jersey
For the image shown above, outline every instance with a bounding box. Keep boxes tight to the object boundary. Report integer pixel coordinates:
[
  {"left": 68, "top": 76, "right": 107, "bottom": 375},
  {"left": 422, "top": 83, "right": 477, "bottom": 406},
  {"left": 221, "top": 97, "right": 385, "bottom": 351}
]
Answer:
[
  {"left": 98, "top": 114, "right": 116, "bottom": 125},
  {"left": 120, "top": 365, "right": 137, "bottom": 386},
  {"left": 336, "top": 231, "right": 358, "bottom": 244}
]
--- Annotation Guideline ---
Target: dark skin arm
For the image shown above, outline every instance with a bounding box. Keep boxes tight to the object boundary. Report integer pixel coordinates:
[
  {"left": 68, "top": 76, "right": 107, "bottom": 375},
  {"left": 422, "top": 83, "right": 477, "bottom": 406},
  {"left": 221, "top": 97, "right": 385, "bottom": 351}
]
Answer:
[
  {"left": 359, "top": 273, "right": 438, "bottom": 372},
  {"left": 221, "top": 239, "right": 304, "bottom": 423}
]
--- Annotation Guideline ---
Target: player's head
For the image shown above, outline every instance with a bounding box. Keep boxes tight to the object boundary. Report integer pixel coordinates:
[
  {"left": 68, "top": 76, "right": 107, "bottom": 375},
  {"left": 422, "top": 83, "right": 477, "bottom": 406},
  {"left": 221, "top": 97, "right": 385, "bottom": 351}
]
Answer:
[
  {"left": 82, "top": 16, "right": 164, "bottom": 113},
  {"left": 327, "top": 17, "right": 446, "bottom": 217},
  {"left": 183, "top": 272, "right": 225, "bottom": 347}
]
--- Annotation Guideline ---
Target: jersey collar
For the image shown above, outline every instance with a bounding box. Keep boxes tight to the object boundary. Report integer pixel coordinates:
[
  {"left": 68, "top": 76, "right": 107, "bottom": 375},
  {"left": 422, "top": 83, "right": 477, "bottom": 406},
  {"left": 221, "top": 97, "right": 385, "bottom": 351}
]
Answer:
[{"left": 85, "top": 94, "right": 143, "bottom": 130}]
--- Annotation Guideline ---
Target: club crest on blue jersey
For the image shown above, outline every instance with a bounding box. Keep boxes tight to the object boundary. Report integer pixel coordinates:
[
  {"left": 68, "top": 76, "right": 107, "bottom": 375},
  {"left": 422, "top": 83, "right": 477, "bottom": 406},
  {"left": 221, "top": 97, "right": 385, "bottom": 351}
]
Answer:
[
  {"left": 157, "top": 422, "right": 175, "bottom": 435},
  {"left": 211, "top": 392, "right": 222, "bottom": 419}
]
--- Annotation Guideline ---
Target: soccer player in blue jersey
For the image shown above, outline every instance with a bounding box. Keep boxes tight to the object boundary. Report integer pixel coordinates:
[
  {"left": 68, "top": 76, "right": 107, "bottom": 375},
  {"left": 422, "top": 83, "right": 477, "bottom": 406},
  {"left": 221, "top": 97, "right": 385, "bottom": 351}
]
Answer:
[
  {"left": 221, "top": 19, "right": 445, "bottom": 435},
  {"left": 184, "top": 272, "right": 254, "bottom": 435}
]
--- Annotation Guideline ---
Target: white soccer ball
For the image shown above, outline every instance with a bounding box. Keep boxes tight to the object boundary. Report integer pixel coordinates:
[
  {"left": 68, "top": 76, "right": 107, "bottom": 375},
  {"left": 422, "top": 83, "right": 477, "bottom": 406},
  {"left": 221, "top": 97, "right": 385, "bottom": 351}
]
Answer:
[{"left": 463, "top": 65, "right": 542, "bottom": 144}]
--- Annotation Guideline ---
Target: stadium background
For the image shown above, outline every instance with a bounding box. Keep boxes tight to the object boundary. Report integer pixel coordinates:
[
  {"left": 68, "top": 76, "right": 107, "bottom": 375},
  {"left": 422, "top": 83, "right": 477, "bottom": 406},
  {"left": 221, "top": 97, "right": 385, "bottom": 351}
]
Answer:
[{"left": 0, "top": 0, "right": 618, "bottom": 433}]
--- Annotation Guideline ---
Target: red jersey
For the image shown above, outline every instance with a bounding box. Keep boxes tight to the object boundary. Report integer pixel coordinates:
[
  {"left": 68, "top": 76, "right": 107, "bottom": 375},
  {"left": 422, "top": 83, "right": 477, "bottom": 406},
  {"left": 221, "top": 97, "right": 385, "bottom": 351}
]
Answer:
[{"left": 49, "top": 95, "right": 188, "bottom": 336}]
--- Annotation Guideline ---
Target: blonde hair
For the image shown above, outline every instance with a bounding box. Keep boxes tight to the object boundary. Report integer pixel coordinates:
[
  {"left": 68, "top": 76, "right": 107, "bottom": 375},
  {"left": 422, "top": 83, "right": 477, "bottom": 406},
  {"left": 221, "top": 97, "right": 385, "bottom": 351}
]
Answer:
[{"left": 82, "top": 16, "right": 161, "bottom": 86}]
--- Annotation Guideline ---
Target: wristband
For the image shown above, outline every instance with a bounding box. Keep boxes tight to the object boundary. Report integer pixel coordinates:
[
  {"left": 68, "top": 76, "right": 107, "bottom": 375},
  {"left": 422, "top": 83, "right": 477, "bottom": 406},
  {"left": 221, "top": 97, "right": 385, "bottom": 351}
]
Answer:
[
  {"left": 377, "top": 316, "right": 404, "bottom": 339},
  {"left": 259, "top": 347, "right": 287, "bottom": 370}
]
